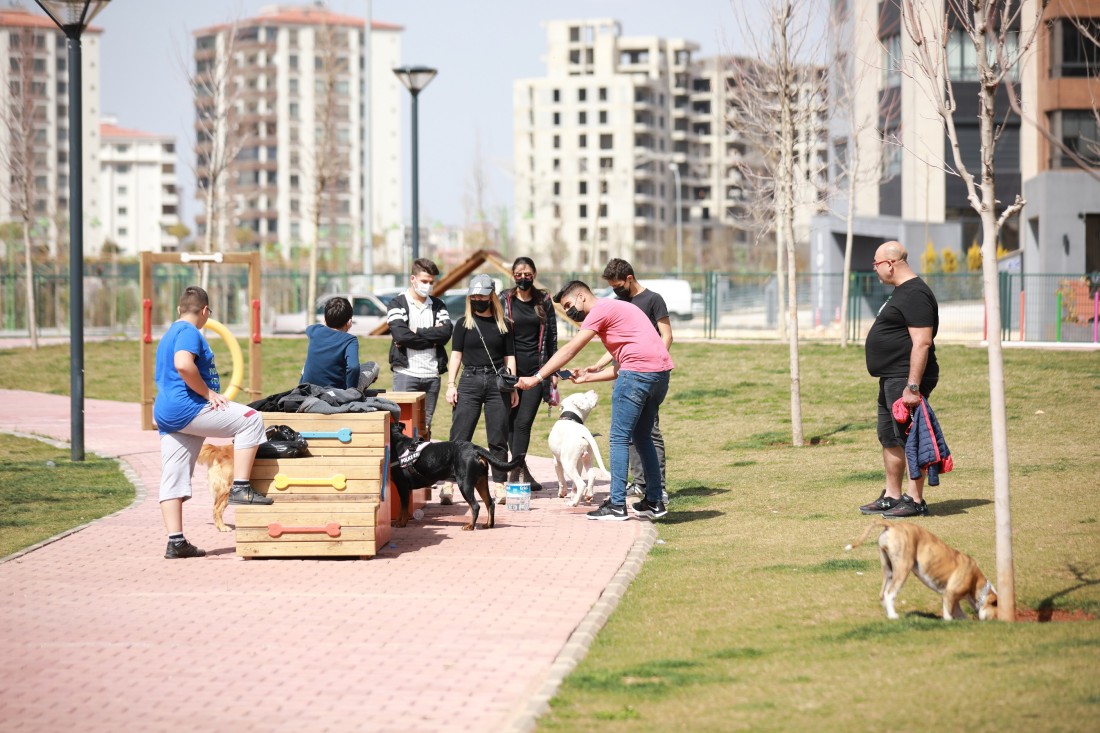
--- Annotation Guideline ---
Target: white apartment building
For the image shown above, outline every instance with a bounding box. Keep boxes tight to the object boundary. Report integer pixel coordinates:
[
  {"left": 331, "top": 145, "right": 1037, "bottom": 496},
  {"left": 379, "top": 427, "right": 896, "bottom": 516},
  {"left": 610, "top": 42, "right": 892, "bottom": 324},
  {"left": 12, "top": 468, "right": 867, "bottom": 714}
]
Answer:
[
  {"left": 193, "top": 4, "right": 402, "bottom": 266},
  {"left": 514, "top": 19, "right": 827, "bottom": 273},
  {"left": 98, "top": 120, "right": 181, "bottom": 255},
  {"left": 0, "top": 6, "right": 101, "bottom": 256}
]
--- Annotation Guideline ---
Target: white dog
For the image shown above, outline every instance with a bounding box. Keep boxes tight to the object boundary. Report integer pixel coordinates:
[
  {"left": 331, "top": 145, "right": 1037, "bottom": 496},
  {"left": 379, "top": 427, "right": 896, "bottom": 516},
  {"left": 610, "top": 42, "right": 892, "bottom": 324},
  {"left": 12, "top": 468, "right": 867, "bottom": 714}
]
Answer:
[{"left": 547, "top": 390, "right": 608, "bottom": 506}]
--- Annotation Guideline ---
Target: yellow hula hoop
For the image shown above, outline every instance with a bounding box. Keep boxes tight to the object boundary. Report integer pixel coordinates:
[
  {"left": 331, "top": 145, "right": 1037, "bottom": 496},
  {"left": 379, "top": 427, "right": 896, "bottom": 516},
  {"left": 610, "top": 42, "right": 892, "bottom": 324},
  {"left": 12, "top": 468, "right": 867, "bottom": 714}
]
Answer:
[{"left": 203, "top": 318, "right": 244, "bottom": 401}]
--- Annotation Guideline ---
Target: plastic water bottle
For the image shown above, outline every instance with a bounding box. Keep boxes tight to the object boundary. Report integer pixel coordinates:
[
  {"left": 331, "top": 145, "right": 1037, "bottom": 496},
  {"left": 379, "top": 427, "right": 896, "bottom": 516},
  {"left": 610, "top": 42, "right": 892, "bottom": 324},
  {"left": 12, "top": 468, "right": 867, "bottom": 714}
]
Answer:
[{"left": 412, "top": 508, "right": 424, "bottom": 521}]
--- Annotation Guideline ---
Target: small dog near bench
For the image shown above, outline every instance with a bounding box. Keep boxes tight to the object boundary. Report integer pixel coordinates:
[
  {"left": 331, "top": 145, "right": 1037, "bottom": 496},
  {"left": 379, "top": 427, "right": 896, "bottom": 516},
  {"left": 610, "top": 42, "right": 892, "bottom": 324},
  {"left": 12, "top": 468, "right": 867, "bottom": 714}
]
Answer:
[{"left": 846, "top": 519, "right": 998, "bottom": 621}]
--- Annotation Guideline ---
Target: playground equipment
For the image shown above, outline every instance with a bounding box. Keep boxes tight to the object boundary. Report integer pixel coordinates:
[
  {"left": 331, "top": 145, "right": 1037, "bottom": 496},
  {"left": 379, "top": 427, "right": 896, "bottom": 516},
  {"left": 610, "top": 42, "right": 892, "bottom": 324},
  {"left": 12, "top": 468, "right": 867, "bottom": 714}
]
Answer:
[{"left": 139, "top": 251, "right": 263, "bottom": 430}]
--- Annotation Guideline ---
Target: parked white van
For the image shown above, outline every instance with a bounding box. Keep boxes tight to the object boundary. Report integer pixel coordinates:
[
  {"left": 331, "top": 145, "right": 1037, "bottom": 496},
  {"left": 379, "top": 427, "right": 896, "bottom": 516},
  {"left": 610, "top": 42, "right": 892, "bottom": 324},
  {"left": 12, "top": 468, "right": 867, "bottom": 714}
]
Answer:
[{"left": 638, "top": 279, "right": 694, "bottom": 321}]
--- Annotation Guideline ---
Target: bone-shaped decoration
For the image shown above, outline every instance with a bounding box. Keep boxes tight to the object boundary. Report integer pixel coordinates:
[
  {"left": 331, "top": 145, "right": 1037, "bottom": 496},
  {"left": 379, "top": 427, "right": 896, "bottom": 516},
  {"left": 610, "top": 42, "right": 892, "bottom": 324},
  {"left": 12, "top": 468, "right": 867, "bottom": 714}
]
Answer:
[
  {"left": 272, "top": 473, "right": 347, "bottom": 491},
  {"left": 298, "top": 428, "right": 353, "bottom": 443},
  {"left": 267, "top": 521, "right": 342, "bottom": 538}
]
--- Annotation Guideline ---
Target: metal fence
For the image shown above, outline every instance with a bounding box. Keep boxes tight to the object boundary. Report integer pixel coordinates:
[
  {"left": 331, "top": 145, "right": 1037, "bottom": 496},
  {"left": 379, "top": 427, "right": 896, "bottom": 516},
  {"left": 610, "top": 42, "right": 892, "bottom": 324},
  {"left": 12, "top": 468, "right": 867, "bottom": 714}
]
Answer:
[{"left": 1, "top": 264, "right": 1097, "bottom": 345}]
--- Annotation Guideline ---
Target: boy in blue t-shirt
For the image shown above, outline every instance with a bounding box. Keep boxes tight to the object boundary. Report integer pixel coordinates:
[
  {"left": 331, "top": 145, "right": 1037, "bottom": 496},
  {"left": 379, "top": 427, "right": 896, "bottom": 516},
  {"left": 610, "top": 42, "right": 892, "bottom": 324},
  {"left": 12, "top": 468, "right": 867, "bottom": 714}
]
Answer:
[
  {"left": 153, "top": 286, "right": 270, "bottom": 559},
  {"left": 301, "top": 296, "right": 368, "bottom": 389}
]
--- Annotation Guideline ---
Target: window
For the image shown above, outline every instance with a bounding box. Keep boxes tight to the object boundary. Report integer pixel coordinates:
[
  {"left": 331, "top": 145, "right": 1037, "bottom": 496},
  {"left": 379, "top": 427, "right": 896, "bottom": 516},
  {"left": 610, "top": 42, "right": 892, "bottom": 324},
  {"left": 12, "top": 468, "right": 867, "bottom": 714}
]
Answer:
[
  {"left": 599, "top": 87, "right": 607, "bottom": 101},
  {"left": 578, "top": 88, "right": 587, "bottom": 102},
  {"left": 553, "top": 111, "right": 560, "bottom": 125},
  {"left": 882, "top": 33, "right": 902, "bottom": 87},
  {"left": 579, "top": 181, "right": 587, "bottom": 195},
  {"left": 578, "top": 111, "right": 587, "bottom": 125},
  {"left": 881, "top": 128, "right": 901, "bottom": 178},
  {"left": 579, "top": 134, "right": 587, "bottom": 148},
  {"left": 117, "top": 186, "right": 128, "bottom": 196},
  {"left": 116, "top": 164, "right": 130, "bottom": 174},
  {"left": 552, "top": 88, "right": 560, "bottom": 103},
  {"left": 599, "top": 110, "right": 608, "bottom": 124},
  {"left": 118, "top": 227, "right": 128, "bottom": 237},
  {"left": 1053, "top": 19, "right": 1100, "bottom": 78},
  {"left": 579, "top": 204, "right": 588, "bottom": 217},
  {"left": 117, "top": 206, "right": 128, "bottom": 216},
  {"left": 553, "top": 181, "right": 560, "bottom": 195},
  {"left": 289, "top": 54, "right": 298, "bottom": 70},
  {"left": 1051, "top": 110, "right": 1100, "bottom": 167},
  {"left": 553, "top": 134, "right": 560, "bottom": 149},
  {"left": 599, "top": 134, "right": 613, "bottom": 150},
  {"left": 598, "top": 204, "right": 607, "bottom": 217},
  {"left": 579, "top": 227, "right": 588, "bottom": 241}
]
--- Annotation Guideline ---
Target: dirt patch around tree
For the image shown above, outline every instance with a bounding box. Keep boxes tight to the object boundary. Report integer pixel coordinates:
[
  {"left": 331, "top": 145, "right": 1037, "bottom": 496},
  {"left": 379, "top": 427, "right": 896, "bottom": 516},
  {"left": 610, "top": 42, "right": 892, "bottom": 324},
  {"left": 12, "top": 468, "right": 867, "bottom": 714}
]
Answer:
[{"left": 1015, "top": 607, "right": 1097, "bottom": 623}]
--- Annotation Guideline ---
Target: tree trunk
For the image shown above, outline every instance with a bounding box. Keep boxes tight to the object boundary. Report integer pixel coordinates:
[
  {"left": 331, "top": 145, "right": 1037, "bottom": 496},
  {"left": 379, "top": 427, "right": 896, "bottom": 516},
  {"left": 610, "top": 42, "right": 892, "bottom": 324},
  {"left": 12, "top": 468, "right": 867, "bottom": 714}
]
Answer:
[
  {"left": 22, "top": 221, "right": 37, "bottom": 350},
  {"left": 978, "top": 79, "right": 1015, "bottom": 622},
  {"left": 201, "top": 180, "right": 216, "bottom": 291},
  {"left": 778, "top": 0, "right": 802, "bottom": 446},
  {"left": 839, "top": 141, "right": 859, "bottom": 348}
]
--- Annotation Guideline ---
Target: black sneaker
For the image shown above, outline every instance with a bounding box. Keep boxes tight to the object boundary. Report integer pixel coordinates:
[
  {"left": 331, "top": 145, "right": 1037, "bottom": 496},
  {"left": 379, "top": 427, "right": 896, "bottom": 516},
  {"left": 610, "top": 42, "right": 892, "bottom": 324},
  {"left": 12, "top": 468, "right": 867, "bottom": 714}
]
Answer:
[
  {"left": 859, "top": 490, "right": 900, "bottom": 515},
  {"left": 882, "top": 494, "right": 928, "bottom": 518},
  {"left": 632, "top": 499, "right": 668, "bottom": 519},
  {"left": 586, "top": 500, "right": 628, "bottom": 521},
  {"left": 164, "top": 540, "right": 206, "bottom": 559},
  {"left": 228, "top": 485, "right": 274, "bottom": 505}
]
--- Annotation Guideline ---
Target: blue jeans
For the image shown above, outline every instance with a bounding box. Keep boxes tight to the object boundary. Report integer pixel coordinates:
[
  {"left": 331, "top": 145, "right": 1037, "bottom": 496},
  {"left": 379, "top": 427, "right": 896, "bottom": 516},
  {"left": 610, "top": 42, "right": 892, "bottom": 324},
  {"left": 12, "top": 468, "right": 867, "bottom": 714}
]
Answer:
[{"left": 609, "top": 370, "right": 670, "bottom": 506}]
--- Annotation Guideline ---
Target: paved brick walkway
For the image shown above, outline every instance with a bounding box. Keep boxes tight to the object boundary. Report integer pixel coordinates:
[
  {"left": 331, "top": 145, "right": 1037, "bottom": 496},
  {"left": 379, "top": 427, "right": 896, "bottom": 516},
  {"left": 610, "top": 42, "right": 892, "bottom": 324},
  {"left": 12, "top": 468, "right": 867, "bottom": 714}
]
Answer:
[{"left": 0, "top": 390, "right": 651, "bottom": 733}]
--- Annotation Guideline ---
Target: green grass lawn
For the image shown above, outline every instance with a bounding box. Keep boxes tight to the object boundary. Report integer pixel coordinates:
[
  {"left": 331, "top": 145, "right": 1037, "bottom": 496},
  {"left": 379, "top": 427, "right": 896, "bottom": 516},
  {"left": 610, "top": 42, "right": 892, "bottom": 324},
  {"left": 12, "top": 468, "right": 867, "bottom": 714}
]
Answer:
[{"left": 1, "top": 335, "right": 1098, "bottom": 731}]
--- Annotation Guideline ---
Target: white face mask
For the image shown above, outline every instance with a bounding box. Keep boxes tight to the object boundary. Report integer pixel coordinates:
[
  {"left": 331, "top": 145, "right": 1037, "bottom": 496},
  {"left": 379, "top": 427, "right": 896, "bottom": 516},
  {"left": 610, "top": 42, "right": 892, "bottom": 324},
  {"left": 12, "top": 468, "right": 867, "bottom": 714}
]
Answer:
[{"left": 413, "top": 281, "right": 432, "bottom": 298}]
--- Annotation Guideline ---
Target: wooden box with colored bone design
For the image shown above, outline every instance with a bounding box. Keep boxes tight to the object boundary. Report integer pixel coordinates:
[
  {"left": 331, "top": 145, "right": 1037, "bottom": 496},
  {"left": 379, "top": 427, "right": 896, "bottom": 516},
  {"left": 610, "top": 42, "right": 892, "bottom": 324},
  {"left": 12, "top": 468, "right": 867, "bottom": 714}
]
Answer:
[{"left": 236, "top": 411, "right": 395, "bottom": 558}]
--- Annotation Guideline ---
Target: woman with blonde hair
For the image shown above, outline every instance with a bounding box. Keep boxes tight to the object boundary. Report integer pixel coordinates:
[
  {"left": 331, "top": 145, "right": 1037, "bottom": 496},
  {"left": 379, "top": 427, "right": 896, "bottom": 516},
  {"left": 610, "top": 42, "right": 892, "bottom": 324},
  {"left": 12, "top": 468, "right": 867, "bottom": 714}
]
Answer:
[{"left": 441, "top": 274, "right": 518, "bottom": 503}]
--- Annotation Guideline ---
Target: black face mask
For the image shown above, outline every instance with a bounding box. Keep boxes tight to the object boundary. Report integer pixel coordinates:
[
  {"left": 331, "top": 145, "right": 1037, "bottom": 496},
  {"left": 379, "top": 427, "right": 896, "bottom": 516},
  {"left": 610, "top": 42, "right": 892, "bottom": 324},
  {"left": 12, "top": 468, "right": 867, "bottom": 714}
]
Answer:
[
  {"left": 612, "top": 286, "right": 631, "bottom": 300},
  {"left": 471, "top": 300, "right": 491, "bottom": 314},
  {"left": 515, "top": 278, "right": 534, "bottom": 291},
  {"left": 565, "top": 306, "right": 586, "bottom": 322}
]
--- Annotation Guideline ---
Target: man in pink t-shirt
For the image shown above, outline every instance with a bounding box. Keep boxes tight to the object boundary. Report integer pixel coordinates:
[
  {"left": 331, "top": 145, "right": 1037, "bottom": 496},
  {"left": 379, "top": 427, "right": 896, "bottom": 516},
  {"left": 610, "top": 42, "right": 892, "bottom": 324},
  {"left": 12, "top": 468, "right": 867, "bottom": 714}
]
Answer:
[{"left": 517, "top": 280, "right": 673, "bottom": 521}]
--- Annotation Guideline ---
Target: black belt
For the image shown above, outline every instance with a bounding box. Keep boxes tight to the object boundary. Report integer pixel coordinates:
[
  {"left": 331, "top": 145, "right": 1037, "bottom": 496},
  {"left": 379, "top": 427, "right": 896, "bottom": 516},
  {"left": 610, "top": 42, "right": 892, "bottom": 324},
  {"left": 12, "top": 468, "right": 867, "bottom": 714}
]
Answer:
[
  {"left": 559, "top": 410, "right": 585, "bottom": 424},
  {"left": 463, "top": 366, "right": 495, "bottom": 374}
]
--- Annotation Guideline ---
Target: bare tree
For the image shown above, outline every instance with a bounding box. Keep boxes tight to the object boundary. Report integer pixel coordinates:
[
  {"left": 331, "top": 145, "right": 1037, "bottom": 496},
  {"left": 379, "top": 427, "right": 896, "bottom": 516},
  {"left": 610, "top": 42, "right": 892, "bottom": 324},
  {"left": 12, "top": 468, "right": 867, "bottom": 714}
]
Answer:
[
  {"left": 305, "top": 21, "right": 351, "bottom": 323},
  {"left": 462, "top": 129, "right": 493, "bottom": 250},
  {"left": 0, "top": 25, "right": 44, "bottom": 349},
  {"left": 189, "top": 19, "right": 249, "bottom": 289},
  {"left": 900, "top": 0, "right": 1048, "bottom": 621},
  {"left": 728, "top": 0, "right": 829, "bottom": 447},
  {"left": 827, "top": 1, "right": 902, "bottom": 347}
]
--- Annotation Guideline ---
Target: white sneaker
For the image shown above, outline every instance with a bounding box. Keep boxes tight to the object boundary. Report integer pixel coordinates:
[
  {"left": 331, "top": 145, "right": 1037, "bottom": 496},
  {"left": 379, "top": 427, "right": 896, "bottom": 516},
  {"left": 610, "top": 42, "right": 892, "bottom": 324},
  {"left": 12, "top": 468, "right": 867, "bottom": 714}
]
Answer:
[
  {"left": 439, "top": 482, "right": 454, "bottom": 506},
  {"left": 494, "top": 482, "right": 507, "bottom": 505},
  {"left": 662, "top": 489, "right": 670, "bottom": 504},
  {"left": 627, "top": 483, "right": 644, "bottom": 497}
]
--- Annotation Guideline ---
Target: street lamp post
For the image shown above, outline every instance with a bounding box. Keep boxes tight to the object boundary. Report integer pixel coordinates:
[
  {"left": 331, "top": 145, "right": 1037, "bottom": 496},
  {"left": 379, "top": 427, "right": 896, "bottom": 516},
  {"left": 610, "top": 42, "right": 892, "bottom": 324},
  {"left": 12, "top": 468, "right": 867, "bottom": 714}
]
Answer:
[
  {"left": 669, "top": 163, "right": 682, "bottom": 277},
  {"left": 393, "top": 65, "right": 437, "bottom": 262},
  {"left": 34, "top": 0, "right": 110, "bottom": 462}
]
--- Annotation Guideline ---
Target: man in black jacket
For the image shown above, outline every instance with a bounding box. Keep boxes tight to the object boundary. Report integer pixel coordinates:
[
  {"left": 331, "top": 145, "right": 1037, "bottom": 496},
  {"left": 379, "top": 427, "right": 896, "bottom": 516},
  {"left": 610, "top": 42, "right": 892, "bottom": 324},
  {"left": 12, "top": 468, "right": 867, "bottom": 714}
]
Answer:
[{"left": 386, "top": 258, "right": 452, "bottom": 439}]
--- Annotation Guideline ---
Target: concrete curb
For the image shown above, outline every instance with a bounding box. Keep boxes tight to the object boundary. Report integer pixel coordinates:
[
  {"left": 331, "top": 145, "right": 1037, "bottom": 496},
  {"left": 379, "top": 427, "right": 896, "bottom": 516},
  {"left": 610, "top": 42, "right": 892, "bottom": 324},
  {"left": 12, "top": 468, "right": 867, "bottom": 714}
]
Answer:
[
  {"left": 500, "top": 518, "right": 659, "bottom": 733},
  {"left": 0, "top": 430, "right": 148, "bottom": 565}
]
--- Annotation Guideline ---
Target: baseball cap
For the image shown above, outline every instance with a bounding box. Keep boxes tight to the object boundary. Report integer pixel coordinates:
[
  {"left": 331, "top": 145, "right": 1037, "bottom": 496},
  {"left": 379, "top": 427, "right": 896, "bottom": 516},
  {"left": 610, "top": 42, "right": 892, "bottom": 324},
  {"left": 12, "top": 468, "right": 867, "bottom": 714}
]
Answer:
[{"left": 468, "top": 274, "right": 495, "bottom": 296}]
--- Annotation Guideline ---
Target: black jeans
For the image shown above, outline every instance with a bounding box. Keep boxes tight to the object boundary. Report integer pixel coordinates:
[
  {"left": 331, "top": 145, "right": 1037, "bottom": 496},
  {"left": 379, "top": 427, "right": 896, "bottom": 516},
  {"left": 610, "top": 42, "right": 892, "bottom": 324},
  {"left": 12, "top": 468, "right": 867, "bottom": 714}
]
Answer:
[
  {"left": 508, "top": 382, "right": 543, "bottom": 461},
  {"left": 449, "top": 369, "right": 511, "bottom": 482}
]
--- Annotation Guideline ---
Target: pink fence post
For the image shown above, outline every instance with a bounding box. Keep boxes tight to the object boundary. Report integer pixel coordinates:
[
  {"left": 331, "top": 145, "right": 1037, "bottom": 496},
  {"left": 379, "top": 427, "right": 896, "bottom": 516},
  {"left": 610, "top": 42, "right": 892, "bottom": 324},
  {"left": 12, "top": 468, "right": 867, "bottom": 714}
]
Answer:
[
  {"left": 1094, "top": 291, "right": 1098, "bottom": 344},
  {"left": 1019, "top": 291, "right": 1025, "bottom": 342}
]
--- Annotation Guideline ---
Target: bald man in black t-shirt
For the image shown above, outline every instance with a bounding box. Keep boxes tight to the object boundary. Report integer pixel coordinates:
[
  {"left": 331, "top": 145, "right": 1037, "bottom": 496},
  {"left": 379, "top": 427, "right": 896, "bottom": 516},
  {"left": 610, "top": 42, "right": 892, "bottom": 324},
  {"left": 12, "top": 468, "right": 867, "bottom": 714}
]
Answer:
[{"left": 860, "top": 241, "right": 939, "bottom": 518}]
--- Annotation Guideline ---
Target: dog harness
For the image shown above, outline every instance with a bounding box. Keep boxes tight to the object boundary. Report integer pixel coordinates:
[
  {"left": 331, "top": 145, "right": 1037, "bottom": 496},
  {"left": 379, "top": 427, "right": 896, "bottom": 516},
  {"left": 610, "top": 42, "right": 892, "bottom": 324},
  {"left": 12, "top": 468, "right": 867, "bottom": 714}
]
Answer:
[
  {"left": 393, "top": 440, "right": 429, "bottom": 469},
  {"left": 559, "top": 410, "right": 585, "bottom": 424}
]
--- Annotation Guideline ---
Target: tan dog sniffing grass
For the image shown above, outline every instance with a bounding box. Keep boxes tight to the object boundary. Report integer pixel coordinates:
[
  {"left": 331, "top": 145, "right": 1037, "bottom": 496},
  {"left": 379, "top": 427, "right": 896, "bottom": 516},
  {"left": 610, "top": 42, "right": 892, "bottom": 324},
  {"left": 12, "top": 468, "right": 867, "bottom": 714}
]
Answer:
[
  {"left": 197, "top": 443, "right": 235, "bottom": 532},
  {"left": 845, "top": 520, "right": 998, "bottom": 621}
]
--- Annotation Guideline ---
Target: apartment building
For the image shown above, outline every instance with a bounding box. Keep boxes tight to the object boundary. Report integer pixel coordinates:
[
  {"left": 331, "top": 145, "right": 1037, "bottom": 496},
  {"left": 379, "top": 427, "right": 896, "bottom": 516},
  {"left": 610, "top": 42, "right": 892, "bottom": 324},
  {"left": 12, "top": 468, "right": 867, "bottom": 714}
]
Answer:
[
  {"left": 0, "top": 6, "right": 101, "bottom": 256},
  {"left": 514, "top": 19, "right": 827, "bottom": 273},
  {"left": 98, "top": 120, "right": 181, "bottom": 255},
  {"left": 192, "top": 5, "right": 402, "bottom": 265},
  {"left": 813, "top": 0, "right": 1098, "bottom": 331}
]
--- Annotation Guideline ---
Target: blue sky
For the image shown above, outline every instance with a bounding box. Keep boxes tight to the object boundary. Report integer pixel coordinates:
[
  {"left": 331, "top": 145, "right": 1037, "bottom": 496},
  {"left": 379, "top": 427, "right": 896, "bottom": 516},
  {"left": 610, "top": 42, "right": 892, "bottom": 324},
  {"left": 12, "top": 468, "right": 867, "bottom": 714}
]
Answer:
[{"left": 89, "top": 0, "right": 749, "bottom": 232}]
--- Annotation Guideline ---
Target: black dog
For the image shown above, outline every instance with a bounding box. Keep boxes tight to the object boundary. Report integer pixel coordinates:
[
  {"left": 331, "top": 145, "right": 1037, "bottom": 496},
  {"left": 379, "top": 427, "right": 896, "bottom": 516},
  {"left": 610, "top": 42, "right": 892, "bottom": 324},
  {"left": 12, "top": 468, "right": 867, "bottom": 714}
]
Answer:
[{"left": 388, "top": 421, "right": 525, "bottom": 530}]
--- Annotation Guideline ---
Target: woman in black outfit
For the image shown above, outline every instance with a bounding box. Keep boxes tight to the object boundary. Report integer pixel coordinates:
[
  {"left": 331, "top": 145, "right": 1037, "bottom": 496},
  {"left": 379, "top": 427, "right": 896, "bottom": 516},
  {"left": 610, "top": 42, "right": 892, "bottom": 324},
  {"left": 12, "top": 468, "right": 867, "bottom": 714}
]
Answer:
[
  {"left": 500, "top": 257, "right": 558, "bottom": 492},
  {"left": 442, "top": 273, "right": 518, "bottom": 504}
]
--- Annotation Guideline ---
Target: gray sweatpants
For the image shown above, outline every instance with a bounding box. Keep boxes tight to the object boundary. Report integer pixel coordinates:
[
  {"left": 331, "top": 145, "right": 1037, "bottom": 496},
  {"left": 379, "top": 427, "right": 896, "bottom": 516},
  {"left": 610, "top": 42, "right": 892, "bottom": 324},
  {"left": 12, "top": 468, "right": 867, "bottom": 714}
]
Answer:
[{"left": 159, "top": 403, "right": 265, "bottom": 502}]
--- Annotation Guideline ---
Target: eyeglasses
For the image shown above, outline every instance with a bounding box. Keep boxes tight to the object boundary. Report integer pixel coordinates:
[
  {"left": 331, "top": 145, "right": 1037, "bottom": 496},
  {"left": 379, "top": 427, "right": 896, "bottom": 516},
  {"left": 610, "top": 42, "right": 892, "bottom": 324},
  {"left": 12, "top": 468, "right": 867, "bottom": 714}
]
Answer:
[{"left": 871, "top": 259, "right": 895, "bottom": 269}]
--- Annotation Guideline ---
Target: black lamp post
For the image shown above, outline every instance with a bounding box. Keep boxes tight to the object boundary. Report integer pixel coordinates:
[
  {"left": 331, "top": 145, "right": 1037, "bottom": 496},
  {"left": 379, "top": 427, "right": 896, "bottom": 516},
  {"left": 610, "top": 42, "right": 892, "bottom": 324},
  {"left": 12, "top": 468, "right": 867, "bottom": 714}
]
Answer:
[
  {"left": 393, "top": 65, "right": 437, "bottom": 262},
  {"left": 33, "top": 0, "right": 110, "bottom": 461}
]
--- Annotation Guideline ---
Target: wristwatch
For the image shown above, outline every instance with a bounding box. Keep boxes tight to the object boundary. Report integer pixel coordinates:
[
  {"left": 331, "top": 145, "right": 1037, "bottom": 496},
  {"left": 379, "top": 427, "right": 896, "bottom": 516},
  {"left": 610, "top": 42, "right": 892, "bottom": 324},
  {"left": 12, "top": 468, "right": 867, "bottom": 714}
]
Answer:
[{"left": 907, "top": 383, "right": 920, "bottom": 394}]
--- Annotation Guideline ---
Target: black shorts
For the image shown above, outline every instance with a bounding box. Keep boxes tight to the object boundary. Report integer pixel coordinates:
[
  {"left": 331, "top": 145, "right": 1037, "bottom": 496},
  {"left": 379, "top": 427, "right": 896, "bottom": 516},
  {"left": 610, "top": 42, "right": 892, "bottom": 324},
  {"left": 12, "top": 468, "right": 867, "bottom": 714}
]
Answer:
[{"left": 877, "top": 377, "right": 937, "bottom": 448}]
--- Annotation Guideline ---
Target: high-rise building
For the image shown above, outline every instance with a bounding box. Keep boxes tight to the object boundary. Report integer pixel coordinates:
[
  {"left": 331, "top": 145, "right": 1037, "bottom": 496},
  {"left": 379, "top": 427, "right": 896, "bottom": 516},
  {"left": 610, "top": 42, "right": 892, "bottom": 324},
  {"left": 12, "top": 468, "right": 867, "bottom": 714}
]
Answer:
[
  {"left": 98, "top": 119, "right": 182, "bottom": 255},
  {"left": 514, "top": 19, "right": 826, "bottom": 273},
  {"left": 0, "top": 6, "right": 101, "bottom": 256},
  {"left": 192, "top": 5, "right": 402, "bottom": 266},
  {"left": 814, "top": 0, "right": 1099, "bottom": 330}
]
